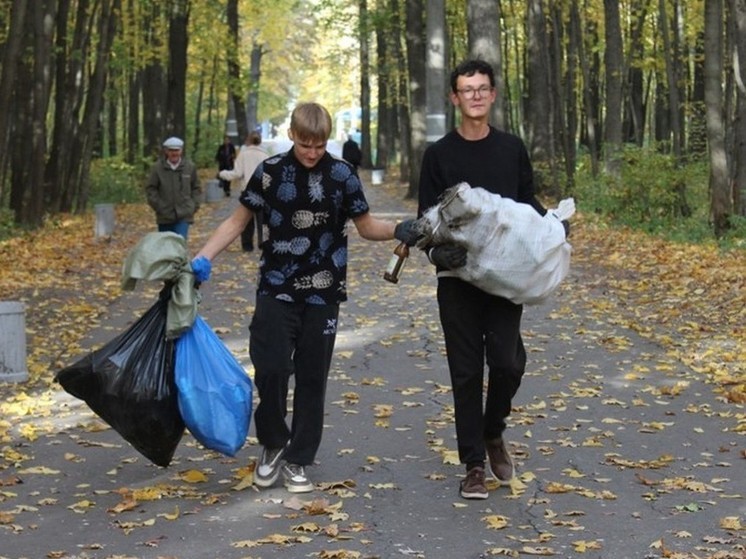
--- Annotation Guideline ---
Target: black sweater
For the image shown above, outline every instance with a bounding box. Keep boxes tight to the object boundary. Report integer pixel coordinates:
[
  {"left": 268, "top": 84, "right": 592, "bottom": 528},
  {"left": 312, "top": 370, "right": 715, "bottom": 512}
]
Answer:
[{"left": 417, "top": 126, "right": 546, "bottom": 217}]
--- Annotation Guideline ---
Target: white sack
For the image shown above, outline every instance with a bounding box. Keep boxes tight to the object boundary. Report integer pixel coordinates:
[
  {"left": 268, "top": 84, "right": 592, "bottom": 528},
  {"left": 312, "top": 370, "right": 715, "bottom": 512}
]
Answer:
[{"left": 417, "top": 182, "right": 574, "bottom": 305}]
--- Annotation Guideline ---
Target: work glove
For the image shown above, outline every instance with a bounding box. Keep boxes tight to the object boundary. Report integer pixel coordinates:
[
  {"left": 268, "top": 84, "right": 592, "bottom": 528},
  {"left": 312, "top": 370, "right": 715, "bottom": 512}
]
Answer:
[
  {"left": 191, "top": 256, "right": 212, "bottom": 283},
  {"left": 394, "top": 219, "right": 422, "bottom": 247},
  {"left": 428, "top": 243, "right": 467, "bottom": 270}
]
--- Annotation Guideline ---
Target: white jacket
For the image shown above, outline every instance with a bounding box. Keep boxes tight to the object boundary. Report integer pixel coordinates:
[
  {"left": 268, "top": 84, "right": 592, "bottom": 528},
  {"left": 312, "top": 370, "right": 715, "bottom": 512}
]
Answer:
[{"left": 219, "top": 145, "right": 268, "bottom": 188}]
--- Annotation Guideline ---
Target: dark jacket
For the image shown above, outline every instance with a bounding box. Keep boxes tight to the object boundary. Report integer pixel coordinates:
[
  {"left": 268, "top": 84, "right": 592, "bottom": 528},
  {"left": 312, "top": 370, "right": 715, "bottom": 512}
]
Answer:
[
  {"left": 342, "top": 139, "right": 362, "bottom": 168},
  {"left": 146, "top": 157, "right": 201, "bottom": 224},
  {"left": 215, "top": 142, "right": 236, "bottom": 170}
]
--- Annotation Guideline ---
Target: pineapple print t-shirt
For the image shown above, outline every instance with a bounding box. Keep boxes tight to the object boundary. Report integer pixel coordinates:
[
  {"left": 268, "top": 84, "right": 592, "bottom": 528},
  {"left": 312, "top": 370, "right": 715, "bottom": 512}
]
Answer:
[{"left": 239, "top": 149, "right": 370, "bottom": 305}]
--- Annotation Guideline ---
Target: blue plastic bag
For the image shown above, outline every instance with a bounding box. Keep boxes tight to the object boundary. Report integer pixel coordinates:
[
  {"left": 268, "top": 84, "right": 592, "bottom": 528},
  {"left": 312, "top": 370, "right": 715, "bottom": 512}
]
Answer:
[{"left": 175, "top": 315, "right": 252, "bottom": 456}]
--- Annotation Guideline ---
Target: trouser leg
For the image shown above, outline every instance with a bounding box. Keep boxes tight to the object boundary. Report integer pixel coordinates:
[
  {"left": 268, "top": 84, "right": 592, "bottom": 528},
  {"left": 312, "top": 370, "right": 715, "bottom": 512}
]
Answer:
[
  {"left": 483, "top": 298, "right": 526, "bottom": 440},
  {"left": 249, "top": 296, "right": 338, "bottom": 465},
  {"left": 285, "top": 303, "right": 338, "bottom": 465},
  {"left": 437, "top": 278, "right": 489, "bottom": 466},
  {"left": 158, "top": 221, "right": 189, "bottom": 239},
  {"left": 250, "top": 297, "right": 296, "bottom": 449},
  {"left": 437, "top": 278, "right": 526, "bottom": 466}
]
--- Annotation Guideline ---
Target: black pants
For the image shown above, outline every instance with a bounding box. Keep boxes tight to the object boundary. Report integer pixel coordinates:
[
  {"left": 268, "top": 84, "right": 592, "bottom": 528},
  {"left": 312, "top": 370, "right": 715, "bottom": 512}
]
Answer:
[
  {"left": 218, "top": 165, "right": 233, "bottom": 194},
  {"left": 241, "top": 213, "right": 264, "bottom": 250},
  {"left": 249, "top": 295, "right": 339, "bottom": 465},
  {"left": 437, "top": 277, "right": 526, "bottom": 466}
]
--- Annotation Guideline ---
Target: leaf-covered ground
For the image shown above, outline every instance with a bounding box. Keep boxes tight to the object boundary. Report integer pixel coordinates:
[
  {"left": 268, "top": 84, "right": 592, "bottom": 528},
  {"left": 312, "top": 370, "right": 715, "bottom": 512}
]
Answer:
[{"left": 0, "top": 177, "right": 743, "bottom": 559}]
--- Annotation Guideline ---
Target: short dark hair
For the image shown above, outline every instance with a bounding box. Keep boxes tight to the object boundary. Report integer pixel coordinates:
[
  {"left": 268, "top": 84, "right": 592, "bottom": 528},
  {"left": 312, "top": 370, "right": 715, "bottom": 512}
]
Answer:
[{"left": 450, "top": 59, "right": 495, "bottom": 93}]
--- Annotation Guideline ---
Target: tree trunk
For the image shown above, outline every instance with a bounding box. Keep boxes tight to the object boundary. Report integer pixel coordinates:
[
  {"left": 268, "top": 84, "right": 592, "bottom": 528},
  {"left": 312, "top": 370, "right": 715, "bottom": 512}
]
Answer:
[
  {"left": 245, "top": 42, "right": 264, "bottom": 135},
  {"left": 166, "top": 0, "right": 189, "bottom": 138},
  {"left": 425, "top": 0, "right": 446, "bottom": 144},
  {"left": 125, "top": 0, "right": 140, "bottom": 164},
  {"left": 107, "top": 86, "right": 118, "bottom": 157},
  {"left": 73, "top": 0, "right": 119, "bottom": 213},
  {"left": 658, "top": 0, "right": 690, "bottom": 215},
  {"left": 359, "top": 0, "right": 373, "bottom": 169},
  {"left": 705, "top": 0, "right": 731, "bottom": 236},
  {"left": 603, "top": 0, "right": 624, "bottom": 177},
  {"left": 623, "top": 0, "right": 649, "bottom": 146},
  {"left": 11, "top": 0, "right": 57, "bottom": 226},
  {"left": 658, "top": 0, "right": 683, "bottom": 159},
  {"left": 689, "top": 30, "right": 708, "bottom": 156},
  {"left": 406, "top": 0, "right": 427, "bottom": 198},
  {"left": 550, "top": 2, "right": 573, "bottom": 193},
  {"left": 142, "top": 3, "right": 165, "bottom": 160},
  {"left": 374, "top": 7, "right": 392, "bottom": 169},
  {"left": 571, "top": 1, "right": 599, "bottom": 176},
  {"left": 46, "top": 0, "right": 83, "bottom": 213},
  {"left": 391, "top": 0, "right": 411, "bottom": 183},
  {"left": 226, "top": 0, "right": 245, "bottom": 142},
  {"left": 0, "top": 0, "right": 29, "bottom": 200},
  {"left": 729, "top": 0, "right": 746, "bottom": 216},
  {"left": 525, "top": 0, "right": 552, "bottom": 163},
  {"left": 467, "top": 0, "right": 504, "bottom": 129}
]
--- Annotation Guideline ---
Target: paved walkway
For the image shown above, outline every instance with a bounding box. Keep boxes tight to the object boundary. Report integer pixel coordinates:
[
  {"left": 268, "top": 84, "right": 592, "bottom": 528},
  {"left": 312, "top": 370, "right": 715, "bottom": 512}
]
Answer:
[{"left": 1, "top": 174, "right": 743, "bottom": 559}]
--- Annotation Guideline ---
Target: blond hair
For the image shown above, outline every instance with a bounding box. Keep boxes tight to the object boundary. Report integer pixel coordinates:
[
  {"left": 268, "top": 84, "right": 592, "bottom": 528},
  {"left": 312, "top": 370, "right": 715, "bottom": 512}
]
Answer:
[{"left": 290, "top": 102, "right": 332, "bottom": 143}]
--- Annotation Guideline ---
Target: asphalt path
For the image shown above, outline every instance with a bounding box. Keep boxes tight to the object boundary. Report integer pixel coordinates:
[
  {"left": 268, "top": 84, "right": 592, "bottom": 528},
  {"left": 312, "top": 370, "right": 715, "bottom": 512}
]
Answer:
[{"left": 1, "top": 172, "right": 743, "bottom": 559}]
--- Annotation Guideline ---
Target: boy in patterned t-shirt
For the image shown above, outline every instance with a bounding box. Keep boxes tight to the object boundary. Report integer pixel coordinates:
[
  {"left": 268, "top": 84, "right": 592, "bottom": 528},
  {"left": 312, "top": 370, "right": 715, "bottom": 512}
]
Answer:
[{"left": 192, "top": 102, "right": 419, "bottom": 493}]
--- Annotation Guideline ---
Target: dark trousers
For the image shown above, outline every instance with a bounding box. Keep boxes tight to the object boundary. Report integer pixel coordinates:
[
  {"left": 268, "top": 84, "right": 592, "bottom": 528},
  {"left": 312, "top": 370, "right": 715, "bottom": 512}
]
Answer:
[
  {"left": 241, "top": 213, "right": 264, "bottom": 250},
  {"left": 437, "top": 277, "right": 526, "bottom": 466},
  {"left": 249, "top": 295, "right": 339, "bottom": 465}
]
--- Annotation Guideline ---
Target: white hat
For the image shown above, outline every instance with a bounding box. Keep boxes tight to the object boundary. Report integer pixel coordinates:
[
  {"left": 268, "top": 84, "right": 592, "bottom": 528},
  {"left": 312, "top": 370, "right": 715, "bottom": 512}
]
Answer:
[{"left": 163, "top": 136, "right": 184, "bottom": 149}]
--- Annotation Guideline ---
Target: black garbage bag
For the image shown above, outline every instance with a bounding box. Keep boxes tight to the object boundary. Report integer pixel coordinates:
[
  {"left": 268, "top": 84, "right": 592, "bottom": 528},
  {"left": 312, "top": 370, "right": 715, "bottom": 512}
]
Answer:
[{"left": 55, "top": 292, "right": 184, "bottom": 467}]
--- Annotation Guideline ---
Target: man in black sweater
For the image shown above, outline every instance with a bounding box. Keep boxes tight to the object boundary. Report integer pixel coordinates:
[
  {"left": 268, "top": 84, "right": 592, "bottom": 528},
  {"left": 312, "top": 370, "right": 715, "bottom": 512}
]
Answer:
[{"left": 417, "top": 59, "right": 547, "bottom": 500}]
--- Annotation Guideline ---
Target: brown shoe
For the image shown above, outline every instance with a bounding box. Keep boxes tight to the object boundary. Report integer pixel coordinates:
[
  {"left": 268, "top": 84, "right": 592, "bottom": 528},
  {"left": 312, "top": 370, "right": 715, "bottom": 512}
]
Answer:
[
  {"left": 486, "top": 437, "right": 514, "bottom": 482},
  {"left": 459, "top": 466, "right": 488, "bottom": 499}
]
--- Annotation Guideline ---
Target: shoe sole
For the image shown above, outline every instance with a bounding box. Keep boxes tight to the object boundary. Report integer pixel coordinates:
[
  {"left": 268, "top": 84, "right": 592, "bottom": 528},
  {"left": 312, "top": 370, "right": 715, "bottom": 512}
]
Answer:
[
  {"left": 254, "top": 469, "right": 281, "bottom": 488},
  {"left": 460, "top": 489, "right": 488, "bottom": 499},
  {"left": 285, "top": 481, "right": 314, "bottom": 493},
  {"left": 486, "top": 462, "right": 514, "bottom": 485}
]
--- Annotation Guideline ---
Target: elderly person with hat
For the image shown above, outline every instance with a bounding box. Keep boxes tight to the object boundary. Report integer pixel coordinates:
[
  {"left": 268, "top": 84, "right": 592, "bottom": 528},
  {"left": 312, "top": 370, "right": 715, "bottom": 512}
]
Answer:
[{"left": 145, "top": 136, "right": 201, "bottom": 239}]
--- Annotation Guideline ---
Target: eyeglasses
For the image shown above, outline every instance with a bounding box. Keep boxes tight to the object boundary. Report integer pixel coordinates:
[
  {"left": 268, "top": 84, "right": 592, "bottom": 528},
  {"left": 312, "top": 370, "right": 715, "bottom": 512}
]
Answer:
[{"left": 456, "top": 85, "right": 493, "bottom": 99}]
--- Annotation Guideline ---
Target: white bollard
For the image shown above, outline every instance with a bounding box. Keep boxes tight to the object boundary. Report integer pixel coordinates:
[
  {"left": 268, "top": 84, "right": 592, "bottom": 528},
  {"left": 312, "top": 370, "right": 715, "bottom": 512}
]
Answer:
[
  {"left": 371, "top": 169, "right": 385, "bottom": 185},
  {"left": 205, "top": 179, "right": 224, "bottom": 202},
  {"left": 94, "top": 203, "right": 115, "bottom": 238},
  {"left": 0, "top": 301, "right": 28, "bottom": 383}
]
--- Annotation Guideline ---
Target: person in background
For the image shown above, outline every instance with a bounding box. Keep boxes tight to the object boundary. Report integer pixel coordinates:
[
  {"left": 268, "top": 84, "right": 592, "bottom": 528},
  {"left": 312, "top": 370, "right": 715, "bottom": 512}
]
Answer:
[
  {"left": 219, "top": 132, "right": 269, "bottom": 251},
  {"left": 191, "top": 102, "right": 420, "bottom": 494},
  {"left": 417, "top": 59, "right": 558, "bottom": 500},
  {"left": 145, "top": 136, "right": 201, "bottom": 240},
  {"left": 215, "top": 135, "right": 237, "bottom": 196},
  {"left": 342, "top": 131, "right": 362, "bottom": 170}
]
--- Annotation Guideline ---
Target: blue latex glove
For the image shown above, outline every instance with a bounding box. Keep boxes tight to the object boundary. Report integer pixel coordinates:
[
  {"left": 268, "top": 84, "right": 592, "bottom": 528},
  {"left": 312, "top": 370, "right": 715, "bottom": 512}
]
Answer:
[{"left": 191, "top": 256, "right": 212, "bottom": 283}]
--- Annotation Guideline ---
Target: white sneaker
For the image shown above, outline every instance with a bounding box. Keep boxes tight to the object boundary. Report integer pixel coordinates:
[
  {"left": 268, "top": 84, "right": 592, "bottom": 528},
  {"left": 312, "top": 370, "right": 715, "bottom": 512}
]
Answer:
[
  {"left": 282, "top": 463, "right": 314, "bottom": 493},
  {"left": 254, "top": 446, "right": 286, "bottom": 488}
]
